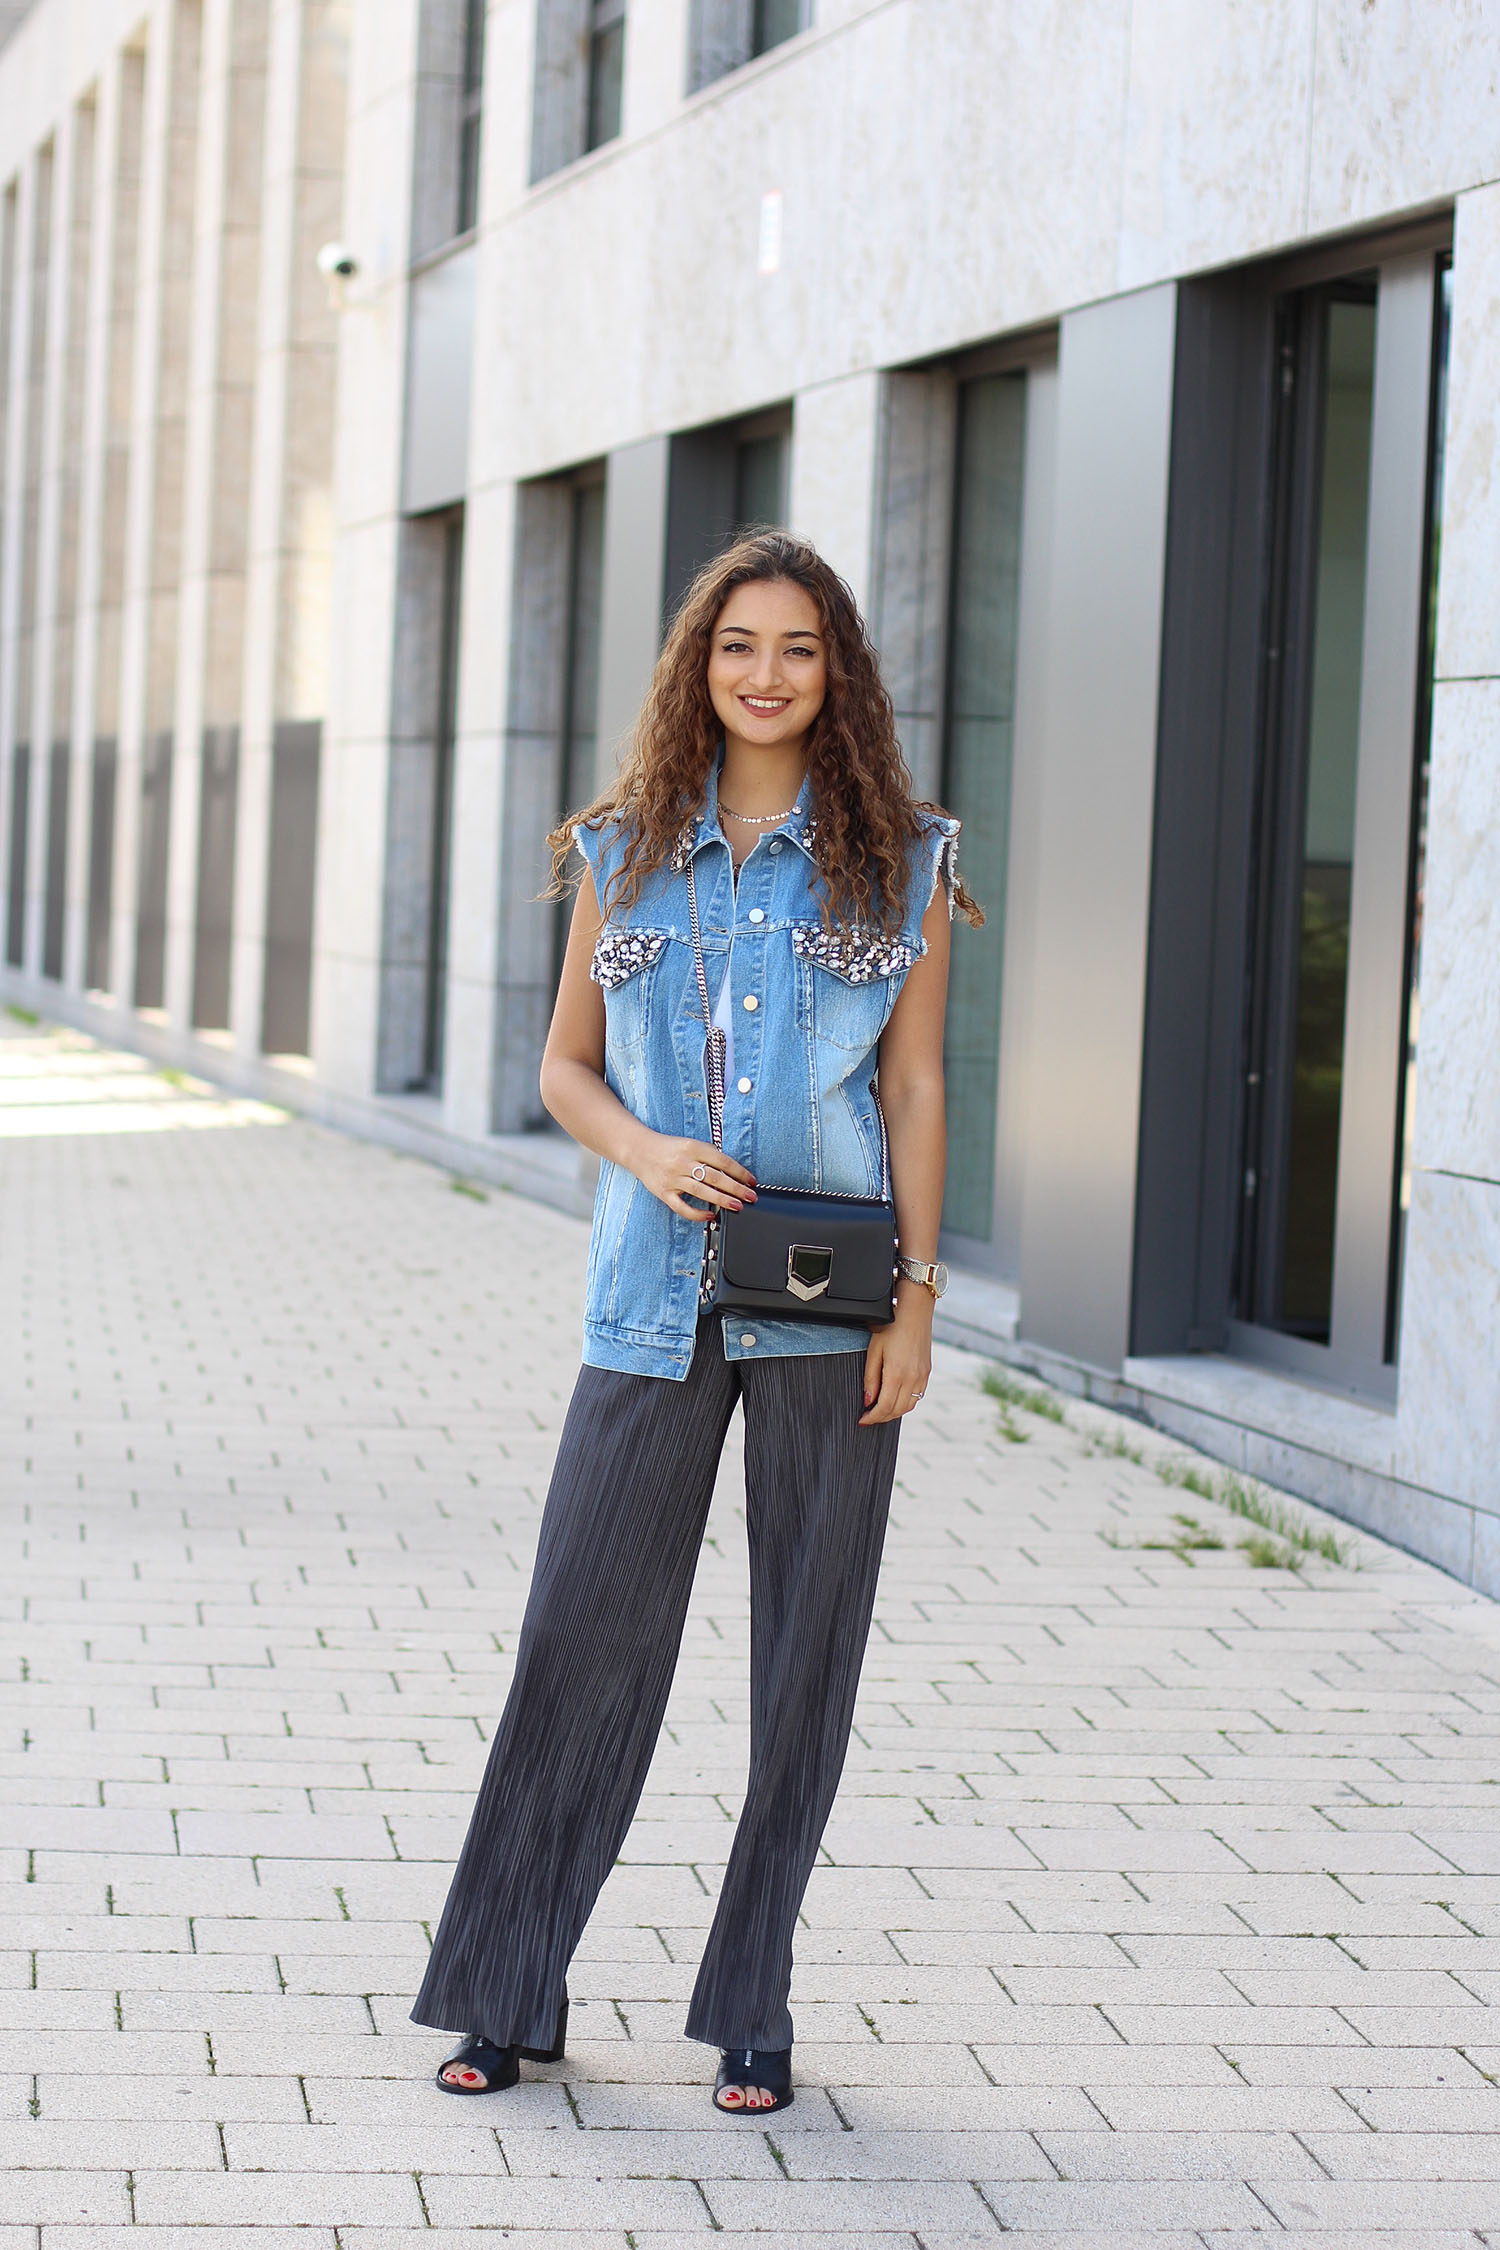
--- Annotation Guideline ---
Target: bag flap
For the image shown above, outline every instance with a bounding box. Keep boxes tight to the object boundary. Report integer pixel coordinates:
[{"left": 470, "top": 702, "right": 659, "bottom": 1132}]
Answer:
[{"left": 718, "top": 1190, "right": 894, "bottom": 1301}]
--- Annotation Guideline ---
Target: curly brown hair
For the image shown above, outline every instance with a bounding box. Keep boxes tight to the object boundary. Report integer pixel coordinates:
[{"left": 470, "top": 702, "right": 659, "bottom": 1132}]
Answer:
[{"left": 546, "top": 529, "right": 982, "bottom": 935}]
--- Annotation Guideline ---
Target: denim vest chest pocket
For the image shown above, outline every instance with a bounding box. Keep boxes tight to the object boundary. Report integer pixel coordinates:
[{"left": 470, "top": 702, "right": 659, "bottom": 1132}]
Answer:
[
  {"left": 792, "top": 924, "right": 919, "bottom": 1053},
  {"left": 591, "top": 926, "right": 668, "bottom": 1051}
]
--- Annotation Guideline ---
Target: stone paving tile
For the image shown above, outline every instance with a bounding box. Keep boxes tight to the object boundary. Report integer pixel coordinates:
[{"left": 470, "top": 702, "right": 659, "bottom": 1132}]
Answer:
[{"left": 8, "top": 1014, "right": 1500, "bottom": 2248}]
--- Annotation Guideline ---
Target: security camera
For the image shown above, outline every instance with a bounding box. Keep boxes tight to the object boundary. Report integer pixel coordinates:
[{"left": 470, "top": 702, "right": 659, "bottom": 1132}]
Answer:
[{"left": 316, "top": 241, "right": 357, "bottom": 280}]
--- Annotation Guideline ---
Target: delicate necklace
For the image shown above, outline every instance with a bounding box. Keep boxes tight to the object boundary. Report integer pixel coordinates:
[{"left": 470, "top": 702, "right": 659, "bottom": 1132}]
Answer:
[{"left": 720, "top": 798, "right": 799, "bottom": 826}]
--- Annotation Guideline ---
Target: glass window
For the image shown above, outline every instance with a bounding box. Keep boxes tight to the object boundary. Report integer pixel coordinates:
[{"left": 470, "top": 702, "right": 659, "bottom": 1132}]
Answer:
[
  {"left": 732, "top": 430, "right": 787, "bottom": 531},
  {"left": 752, "top": 0, "right": 804, "bottom": 57},
  {"left": 554, "top": 478, "right": 606, "bottom": 990},
  {"left": 456, "top": 0, "right": 486, "bottom": 235},
  {"left": 940, "top": 370, "right": 1027, "bottom": 1243},
  {"left": 1235, "top": 257, "right": 1448, "bottom": 1364},
  {"left": 586, "top": 0, "right": 625, "bottom": 151}
]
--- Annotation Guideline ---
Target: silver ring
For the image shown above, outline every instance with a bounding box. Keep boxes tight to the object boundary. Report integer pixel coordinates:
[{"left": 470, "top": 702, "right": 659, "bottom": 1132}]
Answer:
[{"left": 690, "top": 1163, "right": 707, "bottom": 1182}]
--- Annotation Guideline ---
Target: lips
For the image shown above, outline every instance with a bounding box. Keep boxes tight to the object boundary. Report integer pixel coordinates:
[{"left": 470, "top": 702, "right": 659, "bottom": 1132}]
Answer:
[{"left": 740, "top": 696, "right": 791, "bottom": 713}]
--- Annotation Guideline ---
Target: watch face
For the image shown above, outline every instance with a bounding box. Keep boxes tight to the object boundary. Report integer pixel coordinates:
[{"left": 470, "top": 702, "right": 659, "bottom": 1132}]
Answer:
[{"left": 934, "top": 1262, "right": 950, "bottom": 1297}]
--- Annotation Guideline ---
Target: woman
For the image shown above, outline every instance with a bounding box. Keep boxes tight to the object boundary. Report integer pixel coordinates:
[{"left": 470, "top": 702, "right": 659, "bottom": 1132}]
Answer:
[{"left": 412, "top": 530, "right": 978, "bottom": 2115}]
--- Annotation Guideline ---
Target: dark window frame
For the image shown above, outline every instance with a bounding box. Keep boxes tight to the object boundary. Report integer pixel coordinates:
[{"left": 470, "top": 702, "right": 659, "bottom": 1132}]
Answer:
[{"left": 1131, "top": 214, "right": 1453, "bottom": 1401}]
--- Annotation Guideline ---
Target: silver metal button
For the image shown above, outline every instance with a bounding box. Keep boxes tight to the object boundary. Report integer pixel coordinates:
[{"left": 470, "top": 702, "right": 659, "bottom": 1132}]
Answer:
[
  {"left": 748, "top": 907, "right": 765, "bottom": 924},
  {"left": 768, "top": 840, "right": 782, "bottom": 853},
  {"left": 737, "top": 1076, "right": 752, "bottom": 1094},
  {"left": 740, "top": 1332, "right": 757, "bottom": 1348},
  {"left": 742, "top": 993, "right": 758, "bottom": 1011}
]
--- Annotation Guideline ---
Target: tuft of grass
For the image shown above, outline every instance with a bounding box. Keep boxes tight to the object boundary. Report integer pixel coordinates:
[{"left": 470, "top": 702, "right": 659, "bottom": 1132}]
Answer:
[
  {"left": 982, "top": 1367, "right": 1066, "bottom": 1424},
  {"left": 449, "top": 1176, "right": 488, "bottom": 1203},
  {"left": 1156, "top": 1459, "right": 1218, "bottom": 1502},
  {"left": 1093, "top": 1428, "right": 1145, "bottom": 1466},
  {"left": 158, "top": 1066, "right": 191, "bottom": 1090},
  {"left": 1239, "top": 1531, "right": 1296, "bottom": 1570},
  {"left": 1170, "top": 1511, "right": 1224, "bottom": 1550},
  {"left": 1151, "top": 1455, "right": 1354, "bottom": 1567},
  {"left": 1137, "top": 1511, "right": 1227, "bottom": 1566},
  {"left": 7, "top": 1003, "right": 39, "bottom": 1025},
  {"left": 1217, "top": 1473, "right": 1353, "bottom": 1564}
]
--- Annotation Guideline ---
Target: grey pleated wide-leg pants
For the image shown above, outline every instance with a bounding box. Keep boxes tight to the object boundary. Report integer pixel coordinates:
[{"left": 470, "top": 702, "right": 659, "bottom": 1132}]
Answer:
[{"left": 410, "top": 1315, "right": 900, "bottom": 2055}]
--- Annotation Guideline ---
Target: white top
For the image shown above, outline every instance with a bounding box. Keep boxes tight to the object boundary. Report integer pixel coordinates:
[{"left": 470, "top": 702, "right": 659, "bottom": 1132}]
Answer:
[{"left": 712, "top": 955, "right": 735, "bottom": 1083}]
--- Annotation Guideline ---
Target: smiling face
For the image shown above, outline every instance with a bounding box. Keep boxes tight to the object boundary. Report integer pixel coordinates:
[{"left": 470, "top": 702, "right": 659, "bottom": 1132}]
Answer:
[{"left": 705, "top": 577, "right": 828, "bottom": 755}]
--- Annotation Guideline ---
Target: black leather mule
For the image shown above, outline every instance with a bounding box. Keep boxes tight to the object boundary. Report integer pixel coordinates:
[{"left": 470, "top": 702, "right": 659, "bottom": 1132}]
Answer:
[
  {"left": 435, "top": 1994, "right": 569, "bottom": 2095},
  {"left": 713, "top": 2045, "right": 793, "bottom": 2115}
]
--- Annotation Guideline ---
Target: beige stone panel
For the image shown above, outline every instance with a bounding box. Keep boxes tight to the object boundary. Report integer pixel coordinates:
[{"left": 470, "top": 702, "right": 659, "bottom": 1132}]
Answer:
[
  {"left": 218, "top": 207, "right": 263, "bottom": 378},
  {"left": 1305, "top": 0, "right": 1500, "bottom": 237},
  {"left": 25, "top": 131, "right": 70, "bottom": 974},
  {"left": 473, "top": 0, "right": 534, "bottom": 216},
  {"left": 472, "top": 0, "right": 1125, "bottom": 482},
  {"left": 207, "top": 381, "right": 255, "bottom": 576},
  {"left": 307, "top": 751, "right": 392, "bottom": 1090},
  {"left": 1116, "top": 0, "right": 1315, "bottom": 291},
  {"left": 785, "top": 368, "right": 882, "bottom": 618},
  {"left": 1409, "top": 677, "right": 1500, "bottom": 1188},
  {"left": 0, "top": 0, "right": 149, "bottom": 182},
  {"left": 441, "top": 477, "right": 516, "bottom": 1143},
  {"left": 304, "top": 512, "right": 398, "bottom": 1093},
  {"left": 1434, "top": 183, "right": 1500, "bottom": 684},
  {"left": 621, "top": 0, "right": 691, "bottom": 138},
  {"left": 343, "top": 0, "right": 419, "bottom": 161},
  {"left": 1394, "top": 1165, "right": 1500, "bottom": 1513}
]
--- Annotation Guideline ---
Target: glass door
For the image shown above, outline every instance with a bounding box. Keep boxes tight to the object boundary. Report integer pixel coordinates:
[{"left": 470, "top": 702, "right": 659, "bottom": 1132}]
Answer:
[
  {"left": 1233, "top": 251, "right": 1449, "bottom": 1385},
  {"left": 940, "top": 369, "right": 1027, "bottom": 1248}
]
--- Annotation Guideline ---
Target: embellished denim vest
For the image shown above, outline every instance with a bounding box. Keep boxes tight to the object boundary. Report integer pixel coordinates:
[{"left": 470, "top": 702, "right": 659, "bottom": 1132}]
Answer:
[{"left": 574, "top": 766, "right": 960, "bottom": 1381}]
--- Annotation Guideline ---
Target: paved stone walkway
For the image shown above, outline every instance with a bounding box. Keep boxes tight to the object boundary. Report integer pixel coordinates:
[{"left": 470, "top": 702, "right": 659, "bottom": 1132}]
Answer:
[{"left": 5, "top": 1010, "right": 1500, "bottom": 2248}]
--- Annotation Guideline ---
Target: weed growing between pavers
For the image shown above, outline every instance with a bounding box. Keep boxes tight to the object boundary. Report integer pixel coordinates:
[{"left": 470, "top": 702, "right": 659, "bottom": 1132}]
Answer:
[
  {"left": 6, "top": 1002, "right": 39, "bottom": 1024},
  {"left": 449, "top": 1176, "right": 489, "bottom": 1202},
  {"left": 980, "top": 1367, "right": 1065, "bottom": 1421},
  {"left": 983, "top": 1358, "right": 1356, "bottom": 1572}
]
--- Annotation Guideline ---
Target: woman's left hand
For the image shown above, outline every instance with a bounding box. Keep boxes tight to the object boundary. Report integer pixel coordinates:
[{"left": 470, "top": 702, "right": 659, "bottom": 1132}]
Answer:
[{"left": 859, "top": 1284, "right": 935, "bottom": 1425}]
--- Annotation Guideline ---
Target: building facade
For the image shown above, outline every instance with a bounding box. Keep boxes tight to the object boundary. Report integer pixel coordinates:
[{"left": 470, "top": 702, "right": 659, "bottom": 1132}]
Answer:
[{"left": 2, "top": 0, "right": 1498, "bottom": 1584}]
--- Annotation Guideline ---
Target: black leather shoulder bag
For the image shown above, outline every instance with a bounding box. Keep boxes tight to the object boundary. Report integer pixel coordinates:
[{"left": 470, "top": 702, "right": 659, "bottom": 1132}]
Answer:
[{"left": 686, "top": 859, "right": 897, "bottom": 1329}]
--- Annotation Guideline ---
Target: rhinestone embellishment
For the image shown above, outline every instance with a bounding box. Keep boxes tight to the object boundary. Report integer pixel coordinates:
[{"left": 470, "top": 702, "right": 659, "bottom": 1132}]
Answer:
[
  {"left": 938, "top": 824, "right": 963, "bottom": 919},
  {"left": 591, "top": 927, "right": 668, "bottom": 989},
  {"left": 791, "top": 924, "right": 918, "bottom": 984}
]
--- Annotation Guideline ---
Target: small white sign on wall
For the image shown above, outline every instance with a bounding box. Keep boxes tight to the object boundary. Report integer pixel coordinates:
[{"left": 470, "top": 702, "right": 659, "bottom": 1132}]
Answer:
[{"left": 758, "top": 189, "right": 783, "bottom": 277}]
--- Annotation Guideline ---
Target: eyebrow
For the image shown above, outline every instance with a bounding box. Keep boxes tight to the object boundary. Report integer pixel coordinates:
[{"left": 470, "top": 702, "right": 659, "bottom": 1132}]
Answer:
[{"left": 715, "top": 620, "right": 823, "bottom": 637}]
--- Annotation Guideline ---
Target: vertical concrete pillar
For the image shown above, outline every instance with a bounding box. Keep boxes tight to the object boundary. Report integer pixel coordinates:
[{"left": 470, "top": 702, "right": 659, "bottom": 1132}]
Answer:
[
  {"left": 22, "top": 130, "right": 68, "bottom": 978},
  {"left": 37, "top": 103, "right": 95, "bottom": 987},
  {"left": 621, "top": 0, "right": 692, "bottom": 136},
  {"left": 234, "top": 0, "right": 350, "bottom": 1066},
  {"left": 63, "top": 76, "right": 116, "bottom": 993},
  {"left": 594, "top": 433, "right": 669, "bottom": 782},
  {"left": 786, "top": 368, "right": 883, "bottom": 622},
  {"left": 111, "top": 0, "right": 187, "bottom": 1009},
  {"left": 1017, "top": 283, "right": 1178, "bottom": 1374},
  {"left": 165, "top": 0, "right": 268, "bottom": 1032},
  {"left": 300, "top": 0, "right": 418, "bottom": 1093},
  {"left": 1392, "top": 183, "right": 1500, "bottom": 1532},
  {"left": 0, "top": 177, "right": 24, "bottom": 970},
  {"left": 441, "top": 476, "right": 516, "bottom": 1140}
]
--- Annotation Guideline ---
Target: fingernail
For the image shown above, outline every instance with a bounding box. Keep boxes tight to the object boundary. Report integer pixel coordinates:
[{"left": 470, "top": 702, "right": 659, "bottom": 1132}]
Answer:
[{"left": 731, "top": 1200, "right": 743, "bottom": 1211}]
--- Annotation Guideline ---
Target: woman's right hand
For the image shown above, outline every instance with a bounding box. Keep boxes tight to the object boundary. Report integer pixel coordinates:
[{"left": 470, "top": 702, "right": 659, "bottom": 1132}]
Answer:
[{"left": 633, "top": 1134, "right": 757, "bottom": 1222}]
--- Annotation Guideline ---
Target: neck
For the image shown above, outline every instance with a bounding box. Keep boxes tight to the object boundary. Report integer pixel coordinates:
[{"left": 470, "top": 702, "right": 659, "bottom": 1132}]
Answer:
[{"left": 718, "top": 735, "right": 809, "bottom": 816}]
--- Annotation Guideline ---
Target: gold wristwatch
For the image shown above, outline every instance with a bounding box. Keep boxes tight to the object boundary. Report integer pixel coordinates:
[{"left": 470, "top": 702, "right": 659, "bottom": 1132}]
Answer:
[{"left": 896, "top": 1255, "right": 949, "bottom": 1301}]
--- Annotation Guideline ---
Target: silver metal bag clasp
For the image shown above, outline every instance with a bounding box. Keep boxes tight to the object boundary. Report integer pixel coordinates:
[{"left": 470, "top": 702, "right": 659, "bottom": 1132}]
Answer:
[{"left": 786, "top": 1243, "right": 833, "bottom": 1301}]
